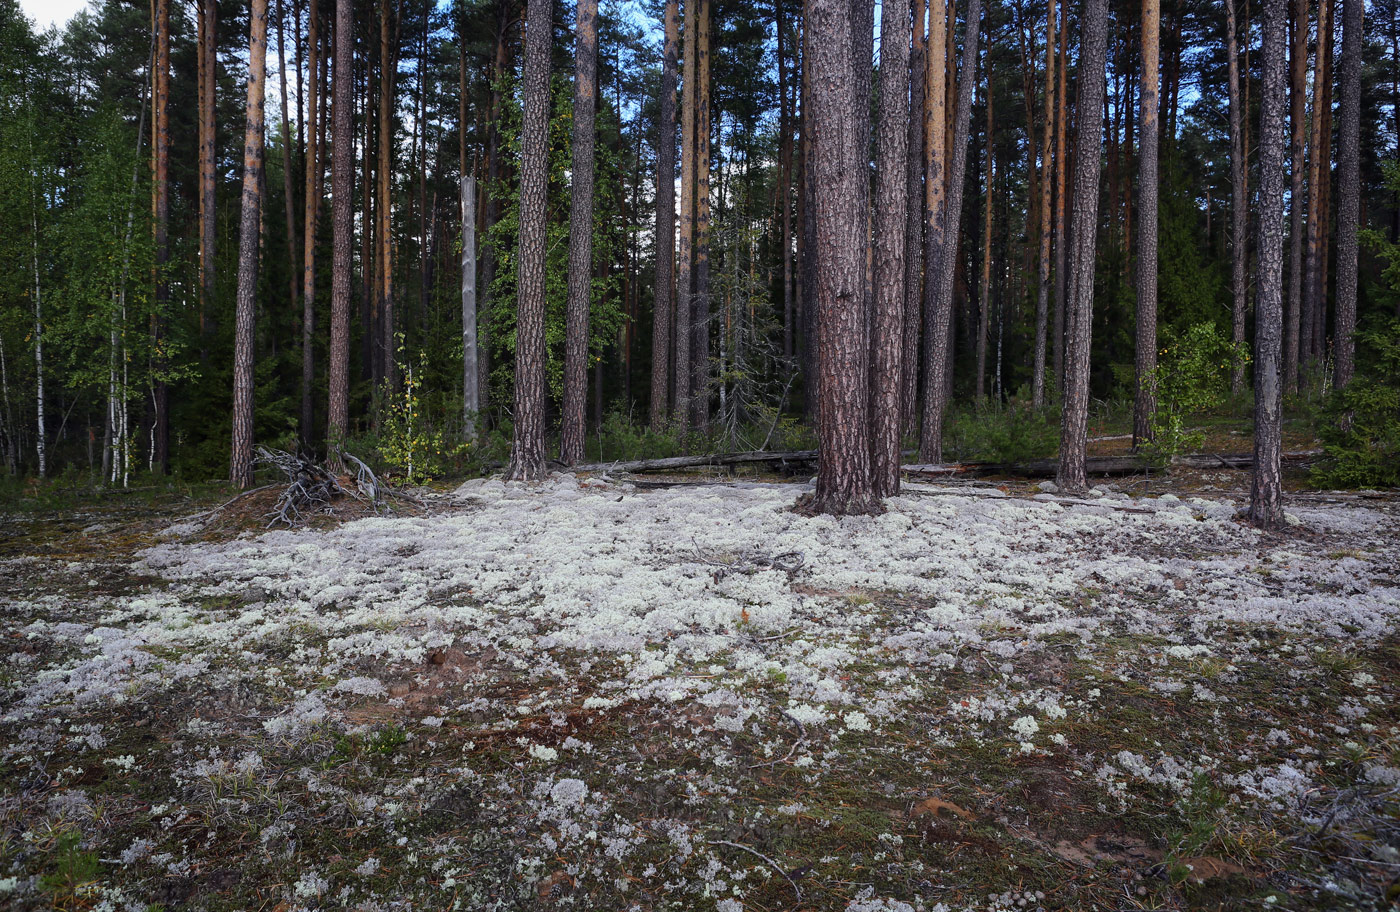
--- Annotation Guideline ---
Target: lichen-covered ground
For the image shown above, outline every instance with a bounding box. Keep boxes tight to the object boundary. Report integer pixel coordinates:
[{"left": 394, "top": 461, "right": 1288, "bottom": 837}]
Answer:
[{"left": 2, "top": 474, "right": 1398, "bottom": 911}]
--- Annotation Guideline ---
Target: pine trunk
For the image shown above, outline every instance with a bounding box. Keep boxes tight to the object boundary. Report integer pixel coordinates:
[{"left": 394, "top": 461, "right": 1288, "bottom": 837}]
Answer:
[
  {"left": 1333, "top": 0, "right": 1361, "bottom": 388},
  {"left": 1228, "top": 0, "right": 1248, "bottom": 395},
  {"left": 871, "top": 0, "right": 911, "bottom": 498},
  {"left": 153, "top": 0, "right": 171, "bottom": 475},
  {"left": 1133, "top": 0, "right": 1160, "bottom": 448},
  {"left": 690, "top": 0, "right": 713, "bottom": 431},
  {"left": 806, "top": 0, "right": 877, "bottom": 516},
  {"left": 1285, "top": 0, "right": 1307, "bottom": 394},
  {"left": 327, "top": 0, "right": 354, "bottom": 441},
  {"left": 976, "top": 72, "right": 992, "bottom": 402},
  {"left": 1252, "top": 0, "right": 1288, "bottom": 528},
  {"left": 561, "top": 0, "right": 600, "bottom": 465},
  {"left": 198, "top": 0, "right": 217, "bottom": 361},
  {"left": 675, "top": 0, "right": 698, "bottom": 434},
  {"left": 651, "top": 0, "right": 679, "bottom": 430},
  {"left": 901, "top": 0, "right": 926, "bottom": 433},
  {"left": 1302, "top": 0, "right": 1332, "bottom": 373},
  {"left": 232, "top": 0, "right": 269, "bottom": 488},
  {"left": 1056, "top": 0, "right": 1110, "bottom": 493},
  {"left": 918, "top": 0, "right": 947, "bottom": 462},
  {"left": 376, "top": 0, "right": 398, "bottom": 395},
  {"left": 508, "top": 0, "right": 553, "bottom": 481},
  {"left": 301, "top": 0, "right": 321, "bottom": 449},
  {"left": 1032, "top": 0, "right": 1056, "bottom": 407}
]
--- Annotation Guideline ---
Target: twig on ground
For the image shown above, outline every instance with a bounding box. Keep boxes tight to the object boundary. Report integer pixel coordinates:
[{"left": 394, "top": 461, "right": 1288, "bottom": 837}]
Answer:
[{"left": 705, "top": 840, "right": 803, "bottom": 902}]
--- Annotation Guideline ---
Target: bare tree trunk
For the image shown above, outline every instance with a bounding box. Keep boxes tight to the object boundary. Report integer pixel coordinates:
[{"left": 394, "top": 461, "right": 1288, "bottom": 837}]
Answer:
[
  {"left": 691, "top": 0, "right": 713, "bottom": 431},
  {"left": 1056, "top": 0, "right": 1110, "bottom": 494},
  {"left": 31, "top": 209, "right": 44, "bottom": 477},
  {"left": 377, "top": 0, "right": 398, "bottom": 397},
  {"left": 1333, "top": 0, "right": 1362, "bottom": 389},
  {"left": 1228, "top": 0, "right": 1248, "bottom": 395},
  {"left": 778, "top": 0, "right": 795, "bottom": 365},
  {"left": 920, "top": 0, "right": 983, "bottom": 463},
  {"left": 301, "top": 0, "right": 321, "bottom": 449},
  {"left": 675, "top": 0, "right": 697, "bottom": 434},
  {"left": 976, "top": 72, "right": 992, "bottom": 402},
  {"left": 806, "top": 0, "right": 877, "bottom": 516},
  {"left": 232, "top": 0, "right": 270, "bottom": 488},
  {"left": 1052, "top": 13, "right": 1068, "bottom": 393},
  {"left": 1303, "top": 0, "right": 1332, "bottom": 375},
  {"left": 871, "top": 0, "right": 911, "bottom": 497},
  {"left": 1133, "top": 0, "right": 1160, "bottom": 448},
  {"left": 918, "top": 0, "right": 947, "bottom": 462},
  {"left": 508, "top": 0, "right": 552, "bottom": 481},
  {"left": 651, "top": 0, "right": 679, "bottom": 430},
  {"left": 327, "top": 0, "right": 354, "bottom": 442},
  {"left": 462, "top": 174, "right": 478, "bottom": 439},
  {"left": 901, "top": 0, "right": 926, "bottom": 433},
  {"left": 278, "top": 0, "right": 301, "bottom": 332},
  {"left": 1032, "top": 0, "right": 1056, "bottom": 407},
  {"left": 152, "top": 0, "right": 170, "bottom": 475},
  {"left": 1252, "top": 0, "right": 1288, "bottom": 527},
  {"left": 199, "top": 0, "right": 217, "bottom": 363},
  {"left": 1285, "top": 0, "right": 1307, "bottom": 395},
  {"left": 561, "top": 0, "right": 599, "bottom": 465}
]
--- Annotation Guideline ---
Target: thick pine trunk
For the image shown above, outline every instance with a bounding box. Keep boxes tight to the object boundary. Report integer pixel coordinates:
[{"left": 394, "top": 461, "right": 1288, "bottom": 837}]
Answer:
[
  {"left": 871, "top": 0, "right": 910, "bottom": 498},
  {"left": 232, "top": 0, "right": 269, "bottom": 488},
  {"left": 327, "top": 0, "right": 354, "bottom": 441},
  {"left": 376, "top": 0, "right": 398, "bottom": 396},
  {"left": 1056, "top": 0, "right": 1110, "bottom": 493},
  {"left": 778, "top": 0, "right": 795, "bottom": 365},
  {"left": 508, "top": 0, "right": 553, "bottom": 481},
  {"left": 806, "top": 0, "right": 877, "bottom": 516},
  {"left": 1133, "top": 0, "right": 1160, "bottom": 448},
  {"left": 1333, "top": 0, "right": 1362, "bottom": 388},
  {"left": 651, "top": 0, "right": 679, "bottom": 430},
  {"left": 1052, "top": 15, "right": 1068, "bottom": 394},
  {"left": 1252, "top": 0, "right": 1288, "bottom": 528},
  {"left": 561, "top": 0, "right": 600, "bottom": 465}
]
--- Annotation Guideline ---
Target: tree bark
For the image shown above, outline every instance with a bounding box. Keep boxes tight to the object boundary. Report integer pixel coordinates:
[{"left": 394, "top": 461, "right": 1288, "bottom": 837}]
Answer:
[
  {"left": 1032, "top": 0, "right": 1056, "bottom": 407},
  {"left": 918, "top": 0, "right": 947, "bottom": 462},
  {"left": 675, "top": 0, "right": 698, "bottom": 433},
  {"left": 976, "top": 71, "right": 992, "bottom": 402},
  {"left": 327, "top": 0, "right": 354, "bottom": 442},
  {"left": 806, "top": 0, "right": 877, "bottom": 516},
  {"left": 778, "top": 0, "right": 796, "bottom": 365},
  {"left": 1333, "top": 0, "right": 1361, "bottom": 389},
  {"left": 376, "top": 0, "right": 399, "bottom": 396},
  {"left": 198, "top": 0, "right": 217, "bottom": 363},
  {"left": 301, "top": 0, "right": 321, "bottom": 449},
  {"left": 690, "top": 0, "right": 713, "bottom": 431},
  {"left": 1052, "top": 12, "right": 1068, "bottom": 393},
  {"left": 651, "top": 0, "right": 679, "bottom": 430},
  {"left": 278, "top": 0, "right": 301, "bottom": 331},
  {"left": 920, "top": 0, "right": 983, "bottom": 463},
  {"left": 1302, "top": 0, "right": 1332, "bottom": 373},
  {"left": 462, "top": 174, "right": 478, "bottom": 439},
  {"left": 1056, "top": 0, "right": 1110, "bottom": 493},
  {"left": 871, "top": 0, "right": 911, "bottom": 498},
  {"left": 1227, "top": 0, "right": 1248, "bottom": 395},
  {"left": 1252, "top": 0, "right": 1288, "bottom": 528},
  {"left": 1133, "top": 0, "right": 1160, "bottom": 448},
  {"left": 232, "top": 0, "right": 270, "bottom": 488},
  {"left": 1285, "top": 0, "right": 1307, "bottom": 394},
  {"left": 508, "top": 0, "right": 552, "bottom": 481},
  {"left": 152, "top": 0, "right": 170, "bottom": 475},
  {"left": 901, "top": 0, "right": 926, "bottom": 432},
  {"left": 561, "top": 0, "right": 599, "bottom": 465}
]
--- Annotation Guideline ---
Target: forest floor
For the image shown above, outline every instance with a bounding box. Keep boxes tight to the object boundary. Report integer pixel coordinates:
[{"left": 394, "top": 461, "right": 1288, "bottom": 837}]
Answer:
[{"left": 1, "top": 463, "right": 1398, "bottom": 912}]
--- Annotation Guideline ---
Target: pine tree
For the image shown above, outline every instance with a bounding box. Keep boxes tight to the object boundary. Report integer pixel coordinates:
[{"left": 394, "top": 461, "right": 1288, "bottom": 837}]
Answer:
[
  {"left": 507, "top": 0, "right": 553, "bottom": 481},
  {"left": 1333, "top": 0, "right": 1362, "bottom": 388},
  {"left": 327, "top": 0, "right": 354, "bottom": 443},
  {"left": 232, "top": 0, "right": 269, "bottom": 488},
  {"left": 1134, "top": 0, "right": 1160, "bottom": 448},
  {"left": 562, "top": 0, "right": 600, "bottom": 465},
  {"left": 650, "top": 0, "right": 679, "bottom": 430},
  {"left": 1056, "top": 0, "right": 1111, "bottom": 493},
  {"left": 1252, "top": 0, "right": 1288, "bottom": 527}
]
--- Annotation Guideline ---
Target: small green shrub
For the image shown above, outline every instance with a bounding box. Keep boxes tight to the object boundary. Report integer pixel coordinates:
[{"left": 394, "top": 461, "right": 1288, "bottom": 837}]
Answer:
[
  {"left": 1140, "top": 322, "right": 1248, "bottom": 463},
  {"left": 944, "top": 400, "right": 1058, "bottom": 464},
  {"left": 1311, "top": 318, "right": 1400, "bottom": 489}
]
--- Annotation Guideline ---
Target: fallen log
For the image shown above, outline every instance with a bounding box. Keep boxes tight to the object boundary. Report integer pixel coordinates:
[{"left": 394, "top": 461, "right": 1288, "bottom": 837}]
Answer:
[{"left": 576, "top": 449, "right": 1321, "bottom": 480}]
